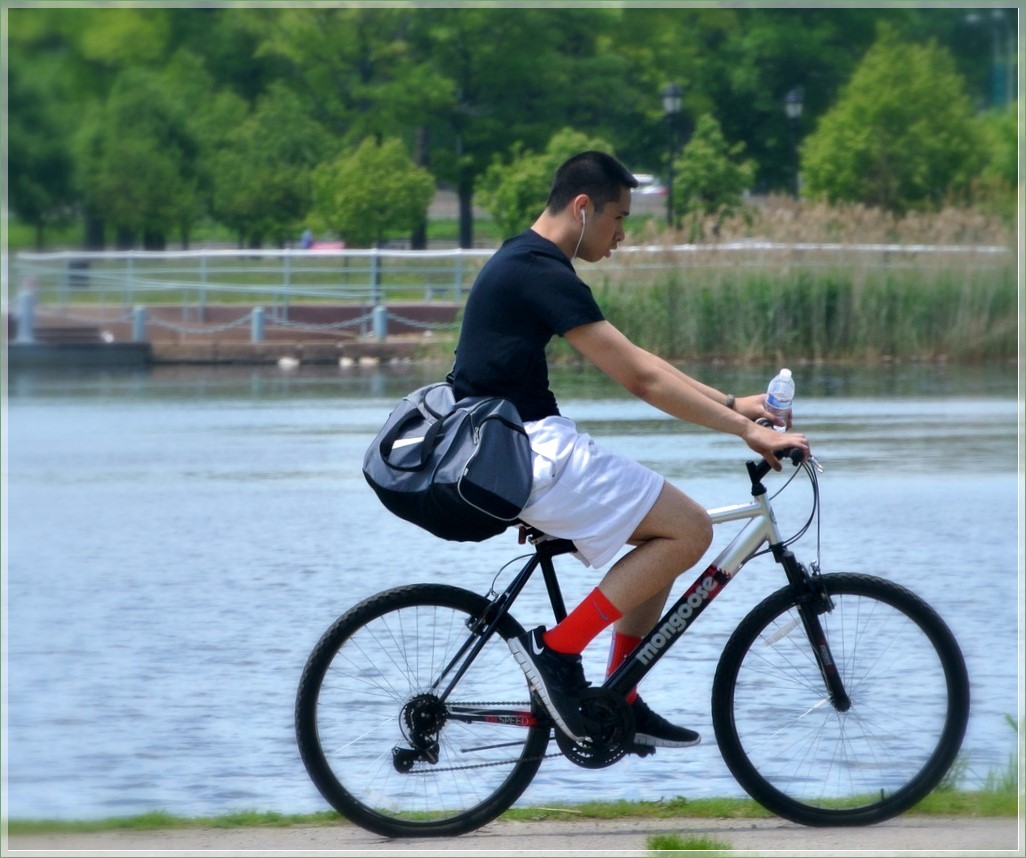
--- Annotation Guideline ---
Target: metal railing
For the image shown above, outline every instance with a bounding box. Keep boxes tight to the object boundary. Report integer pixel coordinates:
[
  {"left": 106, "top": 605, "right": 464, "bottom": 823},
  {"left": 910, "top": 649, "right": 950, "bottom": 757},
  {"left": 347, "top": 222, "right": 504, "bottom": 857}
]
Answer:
[
  {"left": 13, "top": 246, "right": 491, "bottom": 309},
  {"left": 9, "top": 241, "right": 1011, "bottom": 344},
  {"left": 10, "top": 246, "right": 494, "bottom": 342}
]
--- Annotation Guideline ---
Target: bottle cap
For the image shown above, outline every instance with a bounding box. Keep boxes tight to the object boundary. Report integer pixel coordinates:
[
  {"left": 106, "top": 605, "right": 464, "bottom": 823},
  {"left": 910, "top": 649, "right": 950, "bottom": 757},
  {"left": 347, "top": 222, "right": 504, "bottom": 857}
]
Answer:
[{"left": 780, "top": 368, "right": 792, "bottom": 378}]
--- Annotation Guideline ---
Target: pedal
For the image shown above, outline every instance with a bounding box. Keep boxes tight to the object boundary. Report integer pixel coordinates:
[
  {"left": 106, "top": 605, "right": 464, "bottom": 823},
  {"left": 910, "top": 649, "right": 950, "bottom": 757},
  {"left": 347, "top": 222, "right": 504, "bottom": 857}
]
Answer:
[{"left": 626, "top": 742, "right": 657, "bottom": 758}]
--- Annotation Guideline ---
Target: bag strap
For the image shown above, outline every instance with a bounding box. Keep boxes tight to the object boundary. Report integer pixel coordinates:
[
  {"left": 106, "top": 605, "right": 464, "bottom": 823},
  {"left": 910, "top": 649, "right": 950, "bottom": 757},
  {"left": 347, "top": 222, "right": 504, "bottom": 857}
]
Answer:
[
  {"left": 419, "top": 393, "right": 450, "bottom": 422},
  {"left": 378, "top": 411, "right": 446, "bottom": 471}
]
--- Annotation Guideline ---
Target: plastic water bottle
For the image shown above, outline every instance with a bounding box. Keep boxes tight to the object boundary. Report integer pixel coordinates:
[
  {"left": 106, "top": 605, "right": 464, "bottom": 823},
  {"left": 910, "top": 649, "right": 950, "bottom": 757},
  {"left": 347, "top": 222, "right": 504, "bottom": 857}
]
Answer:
[{"left": 766, "top": 368, "right": 794, "bottom": 432}]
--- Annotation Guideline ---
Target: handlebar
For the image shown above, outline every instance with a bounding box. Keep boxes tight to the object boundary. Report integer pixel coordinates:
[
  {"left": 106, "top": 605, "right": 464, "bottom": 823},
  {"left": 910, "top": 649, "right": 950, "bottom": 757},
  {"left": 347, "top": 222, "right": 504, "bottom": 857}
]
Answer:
[
  {"left": 752, "top": 418, "right": 815, "bottom": 475},
  {"left": 777, "top": 447, "right": 808, "bottom": 468},
  {"left": 748, "top": 447, "right": 810, "bottom": 486}
]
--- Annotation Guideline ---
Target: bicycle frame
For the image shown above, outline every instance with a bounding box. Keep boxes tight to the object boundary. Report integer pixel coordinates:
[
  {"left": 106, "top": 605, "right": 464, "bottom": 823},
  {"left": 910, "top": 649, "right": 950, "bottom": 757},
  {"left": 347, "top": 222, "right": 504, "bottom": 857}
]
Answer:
[
  {"left": 603, "top": 460, "right": 790, "bottom": 697},
  {"left": 603, "top": 456, "right": 850, "bottom": 711},
  {"left": 437, "top": 453, "right": 849, "bottom": 722}
]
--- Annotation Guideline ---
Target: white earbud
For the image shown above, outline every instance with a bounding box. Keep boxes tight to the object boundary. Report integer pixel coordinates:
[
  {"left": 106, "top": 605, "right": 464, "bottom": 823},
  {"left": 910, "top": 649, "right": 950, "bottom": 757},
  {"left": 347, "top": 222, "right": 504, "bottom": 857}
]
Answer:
[{"left": 573, "top": 209, "right": 587, "bottom": 258}]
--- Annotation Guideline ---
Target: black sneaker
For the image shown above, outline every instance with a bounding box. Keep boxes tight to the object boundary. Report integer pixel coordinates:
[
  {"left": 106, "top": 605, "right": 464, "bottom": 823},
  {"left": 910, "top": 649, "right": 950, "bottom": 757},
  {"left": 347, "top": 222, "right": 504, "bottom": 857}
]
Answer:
[
  {"left": 630, "top": 696, "right": 701, "bottom": 748},
  {"left": 509, "top": 626, "right": 590, "bottom": 742}
]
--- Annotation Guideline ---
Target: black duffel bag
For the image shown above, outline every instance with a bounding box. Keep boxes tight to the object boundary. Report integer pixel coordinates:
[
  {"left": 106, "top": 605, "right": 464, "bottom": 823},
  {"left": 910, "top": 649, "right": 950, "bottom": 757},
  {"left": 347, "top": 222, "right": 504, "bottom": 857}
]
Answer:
[{"left": 362, "top": 382, "right": 533, "bottom": 542}]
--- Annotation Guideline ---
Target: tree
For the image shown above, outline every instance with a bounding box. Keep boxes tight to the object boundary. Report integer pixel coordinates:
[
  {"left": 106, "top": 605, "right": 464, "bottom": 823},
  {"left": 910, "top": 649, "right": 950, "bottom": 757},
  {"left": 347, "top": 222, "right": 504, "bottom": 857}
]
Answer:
[
  {"left": 246, "top": 7, "right": 460, "bottom": 146},
  {"left": 244, "top": 7, "right": 455, "bottom": 249},
  {"left": 413, "top": 7, "right": 635, "bottom": 247},
  {"left": 208, "top": 82, "right": 332, "bottom": 248},
  {"left": 800, "top": 25, "right": 983, "bottom": 213},
  {"left": 702, "top": 7, "right": 885, "bottom": 194},
  {"left": 7, "top": 7, "right": 111, "bottom": 248},
  {"left": 74, "top": 67, "right": 203, "bottom": 249},
  {"left": 973, "top": 104, "right": 1017, "bottom": 221},
  {"left": 309, "top": 138, "right": 435, "bottom": 248},
  {"left": 477, "top": 128, "right": 615, "bottom": 238},
  {"left": 672, "top": 114, "right": 755, "bottom": 239},
  {"left": 6, "top": 7, "right": 1005, "bottom": 250},
  {"left": 7, "top": 58, "right": 76, "bottom": 249}
]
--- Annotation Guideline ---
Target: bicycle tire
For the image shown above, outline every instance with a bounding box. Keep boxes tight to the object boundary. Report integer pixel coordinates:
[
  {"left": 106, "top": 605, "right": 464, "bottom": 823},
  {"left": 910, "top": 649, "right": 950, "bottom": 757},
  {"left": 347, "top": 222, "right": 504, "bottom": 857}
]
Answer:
[
  {"left": 295, "top": 584, "right": 550, "bottom": 837},
  {"left": 712, "top": 572, "right": 969, "bottom": 827}
]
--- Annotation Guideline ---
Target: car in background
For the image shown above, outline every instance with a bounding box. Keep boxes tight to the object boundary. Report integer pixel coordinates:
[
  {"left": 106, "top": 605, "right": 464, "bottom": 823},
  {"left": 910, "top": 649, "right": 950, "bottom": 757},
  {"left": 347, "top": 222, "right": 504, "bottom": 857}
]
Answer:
[{"left": 633, "top": 173, "right": 668, "bottom": 195}]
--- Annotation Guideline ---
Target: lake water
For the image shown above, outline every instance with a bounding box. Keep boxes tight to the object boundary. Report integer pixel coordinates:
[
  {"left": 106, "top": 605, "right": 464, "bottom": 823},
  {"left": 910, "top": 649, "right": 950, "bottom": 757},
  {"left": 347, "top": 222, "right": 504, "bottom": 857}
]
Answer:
[{"left": 3, "top": 361, "right": 1021, "bottom": 821}]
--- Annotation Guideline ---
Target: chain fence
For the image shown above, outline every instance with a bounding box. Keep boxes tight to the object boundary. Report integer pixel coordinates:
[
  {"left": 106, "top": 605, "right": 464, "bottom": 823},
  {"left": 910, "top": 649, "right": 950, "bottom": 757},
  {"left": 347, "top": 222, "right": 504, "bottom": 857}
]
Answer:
[{"left": 8, "top": 242, "right": 1011, "bottom": 345}]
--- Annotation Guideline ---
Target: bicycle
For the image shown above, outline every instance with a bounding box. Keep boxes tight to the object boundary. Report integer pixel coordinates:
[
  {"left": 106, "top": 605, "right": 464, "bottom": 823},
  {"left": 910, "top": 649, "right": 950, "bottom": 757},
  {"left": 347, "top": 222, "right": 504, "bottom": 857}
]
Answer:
[{"left": 295, "top": 446, "right": 970, "bottom": 838}]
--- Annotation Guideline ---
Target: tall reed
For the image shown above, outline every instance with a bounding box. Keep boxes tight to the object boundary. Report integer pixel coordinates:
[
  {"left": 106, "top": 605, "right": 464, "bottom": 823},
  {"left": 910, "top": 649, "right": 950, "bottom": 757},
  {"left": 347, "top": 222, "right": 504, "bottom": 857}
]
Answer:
[{"left": 587, "top": 200, "right": 1016, "bottom": 363}]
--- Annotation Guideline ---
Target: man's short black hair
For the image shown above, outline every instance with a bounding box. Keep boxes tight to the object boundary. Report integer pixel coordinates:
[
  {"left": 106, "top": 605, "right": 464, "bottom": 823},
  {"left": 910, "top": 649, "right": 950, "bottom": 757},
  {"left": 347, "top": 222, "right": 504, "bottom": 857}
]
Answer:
[{"left": 546, "top": 151, "right": 638, "bottom": 214}]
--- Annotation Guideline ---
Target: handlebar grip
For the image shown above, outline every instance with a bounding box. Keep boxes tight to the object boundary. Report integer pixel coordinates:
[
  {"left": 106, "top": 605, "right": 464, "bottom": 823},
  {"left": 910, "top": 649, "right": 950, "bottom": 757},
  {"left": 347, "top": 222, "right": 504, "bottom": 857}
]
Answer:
[
  {"left": 749, "top": 447, "right": 806, "bottom": 483},
  {"left": 776, "top": 447, "right": 806, "bottom": 467}
]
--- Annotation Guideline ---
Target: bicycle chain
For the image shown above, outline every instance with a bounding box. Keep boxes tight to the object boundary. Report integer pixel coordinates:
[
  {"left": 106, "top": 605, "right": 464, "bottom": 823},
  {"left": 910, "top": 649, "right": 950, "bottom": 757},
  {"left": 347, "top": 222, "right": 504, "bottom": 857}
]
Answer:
[
  {"left": 402, "top": 701, "right": 561, "bottom": 774},
  {"left": 406, "top": 750, "right": 561, "bottom": 774},
  {"left": 403, "top": 700, "right": 644, "bottom": 774}
]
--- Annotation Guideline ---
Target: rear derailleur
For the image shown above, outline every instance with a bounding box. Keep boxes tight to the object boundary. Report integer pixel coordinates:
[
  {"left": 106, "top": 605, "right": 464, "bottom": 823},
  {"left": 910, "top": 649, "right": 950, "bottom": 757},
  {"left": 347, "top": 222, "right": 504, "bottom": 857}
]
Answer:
[{"left": 392, "top": 693, "right": 444, "bottom": 772}]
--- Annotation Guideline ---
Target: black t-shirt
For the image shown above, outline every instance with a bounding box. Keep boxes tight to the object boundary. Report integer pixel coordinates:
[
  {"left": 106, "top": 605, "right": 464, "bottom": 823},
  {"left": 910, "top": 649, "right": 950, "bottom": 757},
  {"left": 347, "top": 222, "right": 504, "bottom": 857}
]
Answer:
[{"left": 450, "top": 229, "right": 605, "bottom": 421}]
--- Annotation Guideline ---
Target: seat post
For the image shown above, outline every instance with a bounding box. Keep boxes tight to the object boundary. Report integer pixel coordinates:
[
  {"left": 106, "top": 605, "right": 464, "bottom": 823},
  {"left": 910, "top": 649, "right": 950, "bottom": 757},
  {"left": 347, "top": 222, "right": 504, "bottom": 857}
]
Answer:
[
  {"left": 540, "top": 554, "right": 568, "bottom": 623},
  {"left": 521, "top": 527, "right": 575, "bottom": 623}
]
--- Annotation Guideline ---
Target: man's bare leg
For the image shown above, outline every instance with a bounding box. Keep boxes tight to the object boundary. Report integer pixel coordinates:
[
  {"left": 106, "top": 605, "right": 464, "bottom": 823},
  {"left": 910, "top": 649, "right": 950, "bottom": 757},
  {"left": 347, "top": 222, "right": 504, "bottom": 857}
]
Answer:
[{"left": 599, "top": 480, "right": 712, "bottom": 634}]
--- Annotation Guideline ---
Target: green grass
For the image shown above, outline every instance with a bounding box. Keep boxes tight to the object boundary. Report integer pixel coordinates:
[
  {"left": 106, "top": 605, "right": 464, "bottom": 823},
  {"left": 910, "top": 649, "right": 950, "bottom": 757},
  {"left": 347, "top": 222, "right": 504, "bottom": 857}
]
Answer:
[
  {"left": 647, "top": 832, "right": 733, "bottom": 852},
  {"left": 423, "top": 216, "right": 504, "bottom": 246},
  {"left": 5, "top": 215, "right": 505, "bottom": 254},
  {"left": 7, "top": 788, "right": 1017, "bottom": 837},
  {"left": 7, "top": 219, "right": 82, "bottom": 252},
  {"left": 6, "top": 809, "right": 346, "bottom": 836}
]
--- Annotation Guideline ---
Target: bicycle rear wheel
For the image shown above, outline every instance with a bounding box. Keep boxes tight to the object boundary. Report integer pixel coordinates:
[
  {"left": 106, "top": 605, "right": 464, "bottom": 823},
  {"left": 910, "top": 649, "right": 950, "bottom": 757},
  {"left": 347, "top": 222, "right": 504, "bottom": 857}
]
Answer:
[
  {"left": 712, "top": 572, "right": 969, "bottom": 826},
  {"left": 295, "top": 584, "right": 550, "bottom": 837}
]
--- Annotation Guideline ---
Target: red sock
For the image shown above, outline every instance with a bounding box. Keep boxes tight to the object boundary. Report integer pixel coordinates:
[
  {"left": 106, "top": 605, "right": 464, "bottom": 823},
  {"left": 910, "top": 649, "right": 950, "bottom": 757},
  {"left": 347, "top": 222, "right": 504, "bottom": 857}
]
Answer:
[
  {"left": 606, "top": 631, "right": 642, "bottom": 703},
  {"left": 543, "top": 587, "right": 622, "bottom": 655}
]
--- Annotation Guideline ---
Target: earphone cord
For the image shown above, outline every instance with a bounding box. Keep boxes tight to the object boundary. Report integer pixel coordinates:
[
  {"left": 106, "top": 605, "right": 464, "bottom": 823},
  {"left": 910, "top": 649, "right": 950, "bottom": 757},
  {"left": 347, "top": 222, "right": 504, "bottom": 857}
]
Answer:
[{"left": 572, "top": 219, "right": 586, "bottom": 259}]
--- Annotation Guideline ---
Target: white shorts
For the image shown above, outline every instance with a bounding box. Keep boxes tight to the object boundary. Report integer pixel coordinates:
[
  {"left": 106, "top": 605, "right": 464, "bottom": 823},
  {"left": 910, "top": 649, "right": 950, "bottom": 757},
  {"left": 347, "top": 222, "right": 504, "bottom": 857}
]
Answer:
[{"left": 519, "top": 416, "right": 665, "bottom": 569}]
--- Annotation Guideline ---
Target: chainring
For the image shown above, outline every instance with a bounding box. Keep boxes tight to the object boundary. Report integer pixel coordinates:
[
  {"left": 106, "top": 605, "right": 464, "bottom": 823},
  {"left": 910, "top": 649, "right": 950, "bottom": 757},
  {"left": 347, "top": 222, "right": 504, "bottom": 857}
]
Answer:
[{"left": 554, "top": 688, "right": 636, "bottom": 769}]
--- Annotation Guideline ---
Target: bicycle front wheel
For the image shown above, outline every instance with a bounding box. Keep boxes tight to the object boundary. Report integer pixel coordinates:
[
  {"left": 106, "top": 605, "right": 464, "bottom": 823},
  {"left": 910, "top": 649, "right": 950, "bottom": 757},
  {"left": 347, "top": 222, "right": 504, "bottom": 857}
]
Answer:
[
  {"left": 295, "top": 584, "right": 550, "bottom": 838},
  {"left": 712, "top": 572, "right": 969, "bottom": 826}
]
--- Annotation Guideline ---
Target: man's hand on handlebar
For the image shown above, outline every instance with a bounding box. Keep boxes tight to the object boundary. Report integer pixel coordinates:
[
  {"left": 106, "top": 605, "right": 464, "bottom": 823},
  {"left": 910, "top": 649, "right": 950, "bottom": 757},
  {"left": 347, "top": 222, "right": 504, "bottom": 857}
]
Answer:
[{"left": 741, "top": 420, "right": 811, "bottom": 471}]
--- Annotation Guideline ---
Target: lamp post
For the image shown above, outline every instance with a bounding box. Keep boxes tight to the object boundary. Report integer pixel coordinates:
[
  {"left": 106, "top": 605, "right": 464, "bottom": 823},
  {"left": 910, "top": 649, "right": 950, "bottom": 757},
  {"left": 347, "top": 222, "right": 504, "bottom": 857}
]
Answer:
[
  {"left": 784, "top": 86, "right": 804, "bottom": 196},
  {"left": 966, "top": 9, "right": 1010, "bottom": 108},
  {"left": 661, "top": 82, "right": 683, "bottom": 226}
]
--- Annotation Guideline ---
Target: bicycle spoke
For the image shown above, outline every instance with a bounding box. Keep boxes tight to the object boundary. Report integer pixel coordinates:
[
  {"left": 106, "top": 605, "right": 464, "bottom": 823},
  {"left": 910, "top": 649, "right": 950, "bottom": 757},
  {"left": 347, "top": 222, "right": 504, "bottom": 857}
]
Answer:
[
  {"left": 296, "top": 585, "right": 550, "bottom": 837},
  {"left": 713, "top": 573, "right": 968, "bottom": 825}
]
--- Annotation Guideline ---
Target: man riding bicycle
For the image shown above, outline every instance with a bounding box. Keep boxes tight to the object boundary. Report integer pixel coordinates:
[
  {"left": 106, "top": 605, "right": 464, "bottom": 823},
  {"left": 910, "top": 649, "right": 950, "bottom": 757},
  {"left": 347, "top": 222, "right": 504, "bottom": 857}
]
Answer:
[{"left": 449, "top": 151, "right": 810, "bottom": 746}]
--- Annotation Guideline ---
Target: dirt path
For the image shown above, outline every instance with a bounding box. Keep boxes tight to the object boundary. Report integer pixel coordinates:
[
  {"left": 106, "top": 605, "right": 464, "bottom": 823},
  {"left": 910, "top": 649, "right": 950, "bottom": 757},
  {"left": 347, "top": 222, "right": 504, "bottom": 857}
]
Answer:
[{"left": 5, "top": 815, "right": 1021, "bottom": 855}]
